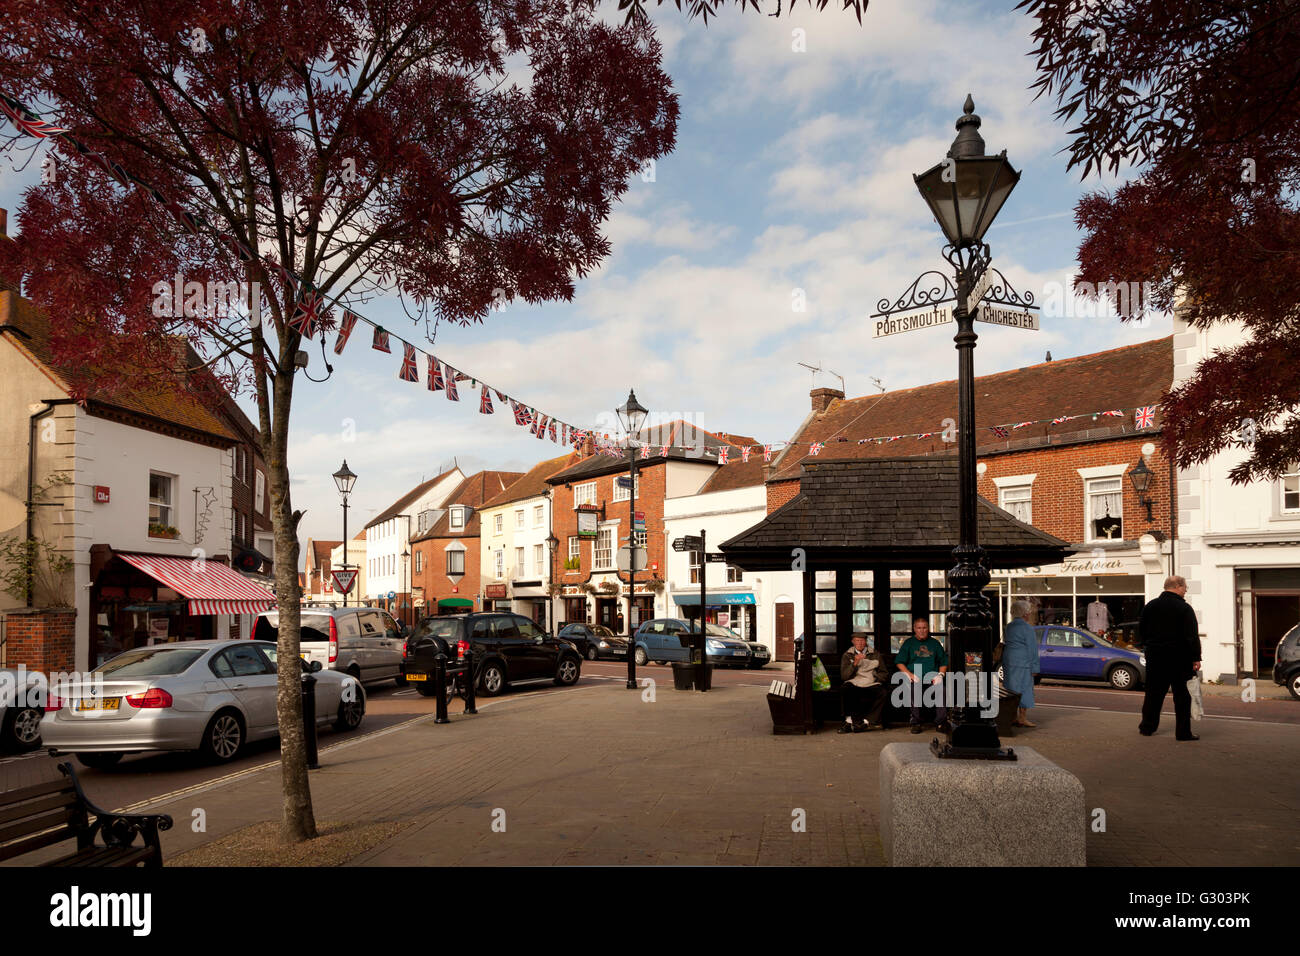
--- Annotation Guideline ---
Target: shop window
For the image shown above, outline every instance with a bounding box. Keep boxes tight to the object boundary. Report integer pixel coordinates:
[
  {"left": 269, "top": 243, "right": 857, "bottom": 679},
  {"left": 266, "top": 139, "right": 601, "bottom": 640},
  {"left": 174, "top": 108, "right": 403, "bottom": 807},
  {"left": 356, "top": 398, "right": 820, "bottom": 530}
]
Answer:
[
  {"left": 573, "top": 482, "right": 596, "bottom": 508},
  {"left": 1086, "top": 477, "right": 1123, "bottom": 541},
  {"left": 1281, "top": 466, "right": 1300, "bottom": 513},
  {"left": 446, "top": 549, "right": 465, "bottom": 576},
  {"left": 999, "top": 484, "right": 1032, "bottom": 523},
  {"left": 148, "top": 472, "right": 174, "bottom": 530}
]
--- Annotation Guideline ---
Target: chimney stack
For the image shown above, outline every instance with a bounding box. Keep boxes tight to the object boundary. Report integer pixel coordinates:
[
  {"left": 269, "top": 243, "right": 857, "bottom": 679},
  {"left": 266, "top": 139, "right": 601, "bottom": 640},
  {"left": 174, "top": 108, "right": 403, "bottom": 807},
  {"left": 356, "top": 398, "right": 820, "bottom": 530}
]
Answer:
[{"left": 810, "top": 386, "right": 844, "bottom": 413}]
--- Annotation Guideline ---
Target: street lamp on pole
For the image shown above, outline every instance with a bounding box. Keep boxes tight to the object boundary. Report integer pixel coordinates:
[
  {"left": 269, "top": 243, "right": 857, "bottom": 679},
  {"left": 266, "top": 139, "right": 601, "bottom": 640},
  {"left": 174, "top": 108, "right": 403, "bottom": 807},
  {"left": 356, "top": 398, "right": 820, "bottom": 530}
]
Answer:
[
  {"left": 332, "top": 461, "right": 357, "bottom": 606},
  {"left": 912, "top": 95, "right": 1020, "bottom": 758},
  {"left": 546, "top": 531, "right": 559, "bottom": 633},
  {"left": 616, "top": 389, "right": 648, "bottom": 691}
]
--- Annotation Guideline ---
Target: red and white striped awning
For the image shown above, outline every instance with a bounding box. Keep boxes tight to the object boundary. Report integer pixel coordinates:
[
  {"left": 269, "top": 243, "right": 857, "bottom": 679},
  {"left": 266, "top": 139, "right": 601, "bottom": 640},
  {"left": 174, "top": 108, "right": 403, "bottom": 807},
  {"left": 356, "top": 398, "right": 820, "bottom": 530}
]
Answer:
[{"left": 117, "top": 553, "right": 275, "bottom": 616}]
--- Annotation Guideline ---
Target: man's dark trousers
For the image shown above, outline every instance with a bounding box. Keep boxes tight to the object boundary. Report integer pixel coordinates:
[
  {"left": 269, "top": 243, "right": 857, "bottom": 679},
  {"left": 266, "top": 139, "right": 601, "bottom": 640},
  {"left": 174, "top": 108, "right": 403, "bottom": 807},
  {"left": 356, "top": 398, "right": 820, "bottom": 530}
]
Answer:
[
  {"left": 842, "top": 682, "right": 886, "bottom": 725},
  {"left": 1139, "top": 655, "right": 1193, "bottom": 738}
]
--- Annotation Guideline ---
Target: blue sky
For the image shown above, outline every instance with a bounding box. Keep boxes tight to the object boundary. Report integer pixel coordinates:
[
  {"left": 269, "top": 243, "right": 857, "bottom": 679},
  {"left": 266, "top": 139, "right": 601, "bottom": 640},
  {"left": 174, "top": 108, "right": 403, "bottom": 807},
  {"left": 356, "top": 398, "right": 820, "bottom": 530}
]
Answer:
[{"left": 1, "top": 1, "right": 1167, "bottom": 556}]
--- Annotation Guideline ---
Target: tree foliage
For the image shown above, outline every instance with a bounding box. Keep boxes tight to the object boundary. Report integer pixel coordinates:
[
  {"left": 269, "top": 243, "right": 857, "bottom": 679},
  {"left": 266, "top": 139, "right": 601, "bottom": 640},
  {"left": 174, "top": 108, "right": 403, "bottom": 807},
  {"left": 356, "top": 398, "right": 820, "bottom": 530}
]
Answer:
[
  {"left": 617, "top": 0, "right": 866, "bottom": 26},
  {"left": 1021, "top": 0, "right": 1300, "bottom": 481},
  {"left": 0, "top": 0, "right": 677, "bottom": 841}
]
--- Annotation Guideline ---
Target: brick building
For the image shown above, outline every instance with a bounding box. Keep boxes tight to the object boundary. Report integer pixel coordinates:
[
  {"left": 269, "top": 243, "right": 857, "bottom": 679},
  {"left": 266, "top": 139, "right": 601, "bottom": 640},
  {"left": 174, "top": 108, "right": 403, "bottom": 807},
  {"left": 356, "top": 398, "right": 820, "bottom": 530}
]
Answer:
[{"left": 752, "top": 337, "right": 1175, "bottom": 656}]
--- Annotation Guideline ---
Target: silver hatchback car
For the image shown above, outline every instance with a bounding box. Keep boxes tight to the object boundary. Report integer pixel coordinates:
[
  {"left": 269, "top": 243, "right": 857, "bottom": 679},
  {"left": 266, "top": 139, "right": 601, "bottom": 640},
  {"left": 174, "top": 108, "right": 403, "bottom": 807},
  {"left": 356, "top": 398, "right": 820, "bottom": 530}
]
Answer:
[{"left": 41, "top": 640, "right": 364, "bottom": 769}]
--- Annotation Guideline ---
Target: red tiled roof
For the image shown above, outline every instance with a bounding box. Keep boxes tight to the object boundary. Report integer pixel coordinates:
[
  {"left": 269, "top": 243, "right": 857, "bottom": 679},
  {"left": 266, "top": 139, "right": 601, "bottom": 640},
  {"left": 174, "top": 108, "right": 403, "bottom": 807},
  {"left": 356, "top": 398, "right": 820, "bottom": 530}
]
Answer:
[
  {"left": 770, "top": 337, "right": 1172, "bottom": 481},
  {"left": 0, "top": 290, "right": 236, "bottom": 443},
  {"left": 413, "top": 470, "right": 526, "bottom": 541},
  {"left": 481, "top": 454, "right": 576, "bottom": 509}
]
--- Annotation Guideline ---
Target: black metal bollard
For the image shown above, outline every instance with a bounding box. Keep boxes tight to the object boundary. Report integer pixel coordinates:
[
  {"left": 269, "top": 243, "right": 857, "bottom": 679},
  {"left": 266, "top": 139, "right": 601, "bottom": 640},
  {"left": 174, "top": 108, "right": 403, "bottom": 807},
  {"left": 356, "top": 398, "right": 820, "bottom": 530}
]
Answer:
[
  {"left": 462, "top": 645, "right": 477, "bottom": 715},
  {"left": 433, "top": 652, "right": 450, "bottom": 724},
  {"left": 302, "top": 672, "right": 320, "bottom": 769}
]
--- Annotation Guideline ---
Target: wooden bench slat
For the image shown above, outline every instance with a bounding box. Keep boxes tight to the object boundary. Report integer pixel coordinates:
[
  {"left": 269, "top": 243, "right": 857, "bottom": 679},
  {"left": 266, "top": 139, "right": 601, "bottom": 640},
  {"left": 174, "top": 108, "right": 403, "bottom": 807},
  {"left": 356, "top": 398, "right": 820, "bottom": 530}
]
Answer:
[
  {"left": 47, "top": 845, "right": 155, "bottom": 868},
  {"left": 0, "top": 791, "right": 77, "bottom": 826},
  {"left": 0, "top": 806, "right": 77, "bottom": 844},
  {"left": 0, "top": 824, "right": 78, "bottom": 861},
  {"left": 0, "top": 778, "right": 75, "bottom": 803}
]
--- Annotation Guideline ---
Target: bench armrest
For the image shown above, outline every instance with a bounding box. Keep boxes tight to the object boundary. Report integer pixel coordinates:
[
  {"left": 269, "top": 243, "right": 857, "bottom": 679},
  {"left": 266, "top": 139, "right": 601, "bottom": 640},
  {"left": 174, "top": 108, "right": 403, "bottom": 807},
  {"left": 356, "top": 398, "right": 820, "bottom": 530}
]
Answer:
[{"left": 58, "top": 763, "right": 174, "bottom": 851}]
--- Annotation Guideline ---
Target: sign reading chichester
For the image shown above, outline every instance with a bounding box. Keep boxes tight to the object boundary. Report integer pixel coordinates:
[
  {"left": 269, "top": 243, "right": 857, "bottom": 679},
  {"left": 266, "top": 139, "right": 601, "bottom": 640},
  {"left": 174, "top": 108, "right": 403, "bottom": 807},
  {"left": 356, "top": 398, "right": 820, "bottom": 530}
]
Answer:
[{"left": 976, "top": 304, "right": 1039, "bottom": 330}]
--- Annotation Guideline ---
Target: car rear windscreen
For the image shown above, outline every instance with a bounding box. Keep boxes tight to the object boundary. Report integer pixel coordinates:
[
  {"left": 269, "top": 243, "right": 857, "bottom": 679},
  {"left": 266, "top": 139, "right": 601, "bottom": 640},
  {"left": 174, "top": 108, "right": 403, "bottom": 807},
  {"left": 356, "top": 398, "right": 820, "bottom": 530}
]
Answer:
[
  {"left": 255, "top": 613, "right": 332, "bottom": 642},
  {"left": 413, "top": 618, "right": 461, "bottom": 641},
  {"left": 97, "top": 647, "right": 207, "bottom": 677}
]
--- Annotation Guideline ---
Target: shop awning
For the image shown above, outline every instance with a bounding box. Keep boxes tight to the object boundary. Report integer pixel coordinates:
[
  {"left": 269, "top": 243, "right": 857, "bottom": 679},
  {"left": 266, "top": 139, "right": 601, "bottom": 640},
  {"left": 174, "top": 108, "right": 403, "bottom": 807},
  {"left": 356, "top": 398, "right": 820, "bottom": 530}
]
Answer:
[
  {"left": 117, "top": 553, "right": 275, "bottom": 615},
  {"left": 673, "top": 592, "right": 756, "bottom": 606},
  {"left": 438, "top": 598, "right": 474, "bottom": 608}
]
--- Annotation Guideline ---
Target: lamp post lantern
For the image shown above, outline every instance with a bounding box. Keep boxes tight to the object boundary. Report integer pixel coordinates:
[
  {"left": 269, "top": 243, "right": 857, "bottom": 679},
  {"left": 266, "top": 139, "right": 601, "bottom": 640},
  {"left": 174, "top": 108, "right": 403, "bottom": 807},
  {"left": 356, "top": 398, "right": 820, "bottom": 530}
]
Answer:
[
  {"left": 913, "top": 96, "right": 1020, "bottom": 757},
  {"left": 1128, "top": 456, "right": 1154, "bottom": 521},
  {"left": 616, "top": 389, "right": 648, "bottom": 690},
  {"left": 332, "top": 461, "right": 357, "bottom": 606}
]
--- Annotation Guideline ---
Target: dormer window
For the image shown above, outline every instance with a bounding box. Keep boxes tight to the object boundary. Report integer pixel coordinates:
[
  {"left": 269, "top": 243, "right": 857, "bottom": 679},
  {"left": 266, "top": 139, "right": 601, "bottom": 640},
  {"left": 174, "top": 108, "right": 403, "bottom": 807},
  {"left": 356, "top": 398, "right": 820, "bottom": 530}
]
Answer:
[{"left": 451, "top": 506, "right": 466, "bottom": 530}]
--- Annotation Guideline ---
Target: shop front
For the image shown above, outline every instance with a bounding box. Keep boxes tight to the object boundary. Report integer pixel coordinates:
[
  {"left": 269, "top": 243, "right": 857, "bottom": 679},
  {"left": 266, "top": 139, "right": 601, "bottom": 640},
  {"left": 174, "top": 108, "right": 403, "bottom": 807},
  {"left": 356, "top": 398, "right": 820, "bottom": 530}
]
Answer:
[
  {"left": 88, "top": 548, "right": 275, "bottom": 668},
  {"left": 672, "top": 590, "right": 757, "bottom": 642}
]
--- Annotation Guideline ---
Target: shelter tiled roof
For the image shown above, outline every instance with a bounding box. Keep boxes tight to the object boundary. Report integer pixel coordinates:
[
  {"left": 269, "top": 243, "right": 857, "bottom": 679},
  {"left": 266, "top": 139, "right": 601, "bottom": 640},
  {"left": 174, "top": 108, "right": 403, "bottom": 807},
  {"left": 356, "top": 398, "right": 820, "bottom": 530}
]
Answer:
[
  {"left": 770, "top": 337, "right": 1172, "bottom": 481},
  {"left": 546, "top": 422, "right": 757, "bottom": 485},
  {"left": 722, "top": 458, "right": 1072, "bottom": 570}
]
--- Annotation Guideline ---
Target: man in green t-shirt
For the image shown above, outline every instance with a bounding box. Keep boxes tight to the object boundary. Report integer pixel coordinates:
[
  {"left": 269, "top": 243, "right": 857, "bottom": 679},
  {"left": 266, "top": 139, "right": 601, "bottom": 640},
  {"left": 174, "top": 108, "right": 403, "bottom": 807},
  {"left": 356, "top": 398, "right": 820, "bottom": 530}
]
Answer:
[{"left": 896, "top": 617, "right": 949, "bottom": 733}]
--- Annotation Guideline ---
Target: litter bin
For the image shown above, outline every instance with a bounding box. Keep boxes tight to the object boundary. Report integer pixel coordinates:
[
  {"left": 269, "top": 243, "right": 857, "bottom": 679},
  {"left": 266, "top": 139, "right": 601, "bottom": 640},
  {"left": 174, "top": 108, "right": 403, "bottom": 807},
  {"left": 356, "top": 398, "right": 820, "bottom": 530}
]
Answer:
[
  {"left": 671, "top": 662, "right": 694, "bottom": 691},
  {"left": 694, "top": 662, "right": 713, "bottom": 692}
]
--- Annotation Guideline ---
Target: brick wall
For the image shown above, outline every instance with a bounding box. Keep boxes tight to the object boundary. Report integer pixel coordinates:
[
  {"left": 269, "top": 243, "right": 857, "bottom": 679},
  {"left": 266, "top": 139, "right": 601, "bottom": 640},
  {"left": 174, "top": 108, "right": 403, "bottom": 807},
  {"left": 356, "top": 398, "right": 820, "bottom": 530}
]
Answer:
[
  {"left": 412, "top": 535, "right": 481, "bottom": 612},
  {"left": 766, "top": 478, "right": 800, "bottom": 514},
  {"left": 551, "top": 464, "right": 667, "bottom": 589},
  {"left": 2, "top": 608, "right": 76, "bottom": 673}
]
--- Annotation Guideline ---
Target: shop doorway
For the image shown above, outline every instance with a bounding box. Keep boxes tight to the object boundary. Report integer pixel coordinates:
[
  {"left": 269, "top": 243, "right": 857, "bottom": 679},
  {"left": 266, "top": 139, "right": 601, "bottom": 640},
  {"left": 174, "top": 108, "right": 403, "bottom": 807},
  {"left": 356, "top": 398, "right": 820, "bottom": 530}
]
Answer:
[
  {"left": 1254, "top": 593, "right": 1300, "bottom": 678},
  {"left": 775, "top": 602, "right": 794, "bottom": 662}
]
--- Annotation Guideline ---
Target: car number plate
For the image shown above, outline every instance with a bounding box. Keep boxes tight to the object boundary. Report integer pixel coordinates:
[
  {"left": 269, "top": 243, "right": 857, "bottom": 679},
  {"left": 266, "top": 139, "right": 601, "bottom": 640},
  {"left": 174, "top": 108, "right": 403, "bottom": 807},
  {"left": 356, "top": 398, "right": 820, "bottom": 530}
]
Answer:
[
  {"left": 76, "top": 697, "right": 120, "bottom": 712},
  {"left": 406, "top": 673, "right": 427, "bottom": 682}
]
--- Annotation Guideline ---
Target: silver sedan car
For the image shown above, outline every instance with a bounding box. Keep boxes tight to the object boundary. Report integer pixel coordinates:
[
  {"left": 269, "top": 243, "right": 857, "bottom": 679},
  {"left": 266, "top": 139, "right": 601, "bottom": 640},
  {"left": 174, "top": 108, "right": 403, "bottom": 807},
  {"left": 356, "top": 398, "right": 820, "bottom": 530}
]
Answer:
[{"left": 41, "top": 640, "right": 364, "bottom": 769}]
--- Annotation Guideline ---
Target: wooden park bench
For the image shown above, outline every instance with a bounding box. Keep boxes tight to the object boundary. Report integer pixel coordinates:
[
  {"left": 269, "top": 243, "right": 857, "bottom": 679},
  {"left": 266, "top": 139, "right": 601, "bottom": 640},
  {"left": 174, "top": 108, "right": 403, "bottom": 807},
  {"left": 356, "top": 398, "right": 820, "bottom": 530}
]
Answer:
[{"left": 0, "top": 762, "right": 172, "bottom": 867}]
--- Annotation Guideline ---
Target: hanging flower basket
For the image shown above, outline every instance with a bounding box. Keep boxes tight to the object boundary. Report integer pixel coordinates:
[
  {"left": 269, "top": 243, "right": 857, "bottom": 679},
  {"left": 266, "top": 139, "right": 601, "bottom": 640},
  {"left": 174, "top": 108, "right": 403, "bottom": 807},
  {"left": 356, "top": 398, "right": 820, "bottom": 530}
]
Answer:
[
  {"left": 644, "top": 578, "right": 665, "bottom": 594},
  {"left": 580, "top": 582, "right": 599, "bottom": 596},
  {"left": 597, "top": 580, "right": 620, "bottom": 595}
]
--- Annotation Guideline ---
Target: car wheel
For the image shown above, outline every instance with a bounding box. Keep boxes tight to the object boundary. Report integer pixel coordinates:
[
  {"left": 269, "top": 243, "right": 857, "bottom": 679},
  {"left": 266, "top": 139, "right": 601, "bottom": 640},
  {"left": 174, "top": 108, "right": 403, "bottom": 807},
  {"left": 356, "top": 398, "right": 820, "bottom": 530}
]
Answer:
[
  {"left": 1288, "top": 671, "right": 1300, "bottom": 700},
  {"left": 415, "top": 680, "right": 438, "bottom": 697},
  {"left": 633, "top": 647, "right": 648, "bottom": 666},
  {"left": 200, "top": 710, "right": 244, "bottom": 763},
  {"left": 334, "top": 687, "right": 366, "bottom": 731},
  {"left": 480, "top": 662, "right": 507, "bottom": 696},
  {"left": 394, "top": 672, "right": 408, "bottom": 687},
  {"left": 1109, "top": 664, "right": 1139, "bottom": 690},
  {"left": 586, "top": 646, "right": 599, "bottom": 661},
  {"left": 555, "top": 657, "right": 580, "bottom": 686},
  {"left": 75, "top": 751, "right": 124, "bottom": 769},
  {"left": 2, "top": 704, "right": 43, "bottom": 752}
]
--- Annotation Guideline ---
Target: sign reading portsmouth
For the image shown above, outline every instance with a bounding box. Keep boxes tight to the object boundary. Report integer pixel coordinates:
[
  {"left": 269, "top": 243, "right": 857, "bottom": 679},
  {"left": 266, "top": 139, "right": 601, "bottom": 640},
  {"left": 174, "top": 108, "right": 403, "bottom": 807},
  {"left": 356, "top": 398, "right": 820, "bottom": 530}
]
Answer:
[{"left": 872, "top": 304, "right": 953, "bottom": 338}]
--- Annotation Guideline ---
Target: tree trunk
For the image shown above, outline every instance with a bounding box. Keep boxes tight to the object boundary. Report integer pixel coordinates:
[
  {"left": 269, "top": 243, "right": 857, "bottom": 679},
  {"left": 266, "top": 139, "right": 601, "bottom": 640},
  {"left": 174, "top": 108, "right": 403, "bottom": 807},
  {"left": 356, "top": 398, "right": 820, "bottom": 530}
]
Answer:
[{"left": 266, "top": 373, "right": 317, "bottom": 843}]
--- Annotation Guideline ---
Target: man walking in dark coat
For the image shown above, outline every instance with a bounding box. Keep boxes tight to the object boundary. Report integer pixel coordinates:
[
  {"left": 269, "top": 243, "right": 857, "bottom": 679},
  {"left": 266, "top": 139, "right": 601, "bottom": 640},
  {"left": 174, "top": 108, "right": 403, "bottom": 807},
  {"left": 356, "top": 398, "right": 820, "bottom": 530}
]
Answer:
[{"left": 1138, "top": 575, "right": 1203, "bottom": 741}]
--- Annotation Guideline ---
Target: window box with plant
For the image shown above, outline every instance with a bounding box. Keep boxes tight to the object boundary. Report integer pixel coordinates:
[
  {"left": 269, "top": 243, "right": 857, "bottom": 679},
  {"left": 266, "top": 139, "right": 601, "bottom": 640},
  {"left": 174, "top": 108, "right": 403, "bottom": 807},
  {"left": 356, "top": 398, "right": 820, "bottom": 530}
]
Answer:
[
  {"left": 148, "top": 524, "right": 180, "bottom": 539},
  {"left": 563, "top": 556, "right": 581, "bottom": 571}
]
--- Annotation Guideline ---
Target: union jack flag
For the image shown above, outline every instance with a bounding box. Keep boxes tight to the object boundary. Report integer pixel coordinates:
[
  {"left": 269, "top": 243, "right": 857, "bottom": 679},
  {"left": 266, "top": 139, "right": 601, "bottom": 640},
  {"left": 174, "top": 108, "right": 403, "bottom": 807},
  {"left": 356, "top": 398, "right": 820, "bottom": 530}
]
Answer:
[
  {"left": 444, "top": 368, "right": 459, "bottom": 401},
  {"left": 372, "top": 326, "right": 391, "bottom": 353},
  {"left": 427, "top": 355, "right": 443, "bottom": 391},
  {"left": 1102, "top": 409, "right": 1123, "bottom": 418},
  {"left": 397, "top": 343, "right": 419, "bottom": 382},
  {"left": 334, "top": 311, "right": 358, "bottom": 354},
  {"left": 571, "top": 428, "right": 585, "bottom": 448},
  {"left": 510, "top": 400, "right": 527, "bottom": 425},
  {"left": 1012, "top": 421, "right": 1033, "bottom": 430},
  {"left": 1051, "top": 415, "right": 1070, "bottom": 425},
  {"left": 480, "top": 386, "right": 493, "bottom": 415},
  {"left": 661, "top": 443, "right": 671, "bottom": 457},
  {"left": 809, "top": 442, "right": 825, "bottom": 456},
  {"left": 917, "top": 432, "right": 934, "bottom": 439},
  {"left": 289, "top": 289, "right": 328, "bottom": 339},
  {"left": 741, "top": 446, "right": 751, "bottom": 463},
  {"left": 639, "top": 444, "right": 650, "bottom": 460},
  {"left": 533, "top": 414, "right": 548, "bottom": 438},
  {"left": 0, "top": 97, "right": 67, "bottom": 138},
  {"left": 717, "top": 447, "right": 728, "bottom": 465},
  {"left": 1135, "top": 406, "right": 1156, "bottom": 428},
  {"left": 549, "top": 419, "right": 557, "bottom": 442},
  {"left": 561, "top": 424, "right": 568, "bottom": 444},
  {"left": 991, "top": 426, "right": 1009, "bottom": 438},
  {"left": 495, "top": 390, "right": 508, "bottom": 404},
  {"left": 884, "top": 435, "right": 900, "bottom": 443},
  {"left": 763, "top": 444, "right": 772, "bottom": 462}
]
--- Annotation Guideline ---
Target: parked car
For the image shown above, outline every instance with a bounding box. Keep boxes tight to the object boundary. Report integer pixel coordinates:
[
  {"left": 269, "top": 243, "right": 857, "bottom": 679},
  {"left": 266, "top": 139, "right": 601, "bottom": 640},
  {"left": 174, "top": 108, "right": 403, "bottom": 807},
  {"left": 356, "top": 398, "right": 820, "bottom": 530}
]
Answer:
[
  {"left": 557, "top": 623, "right": 629, "bottom": 661},
  {"left": 404, "top": 612, "right": 582, "bottom": 697},
  {"left": 41, "top": 640, "right": 365, "bottom": 768},
  {"left": 1272, "top": 623, "right": 1300, "bottom": 700},
  {"left": 712, "top": 625, "right": 770, "bottom": 669},
  {"left": 255, "top": 605, "right": 407, "bottom": 687},
  {"left": 0, "top": 667, "right": 45, "bottom": 752},
  {"left": 632, "top": 619, "right": 752, "bottom": 667},
  {"left": 1034, "top": 625, "right": 1146, "bottom": 690}
]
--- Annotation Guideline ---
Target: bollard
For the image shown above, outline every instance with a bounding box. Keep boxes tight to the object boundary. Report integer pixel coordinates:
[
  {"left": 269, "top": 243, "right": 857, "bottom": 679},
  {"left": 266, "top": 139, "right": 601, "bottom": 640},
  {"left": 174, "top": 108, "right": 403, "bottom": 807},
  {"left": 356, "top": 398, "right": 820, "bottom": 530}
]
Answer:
[
  {"left": 302, "top": 671, "right": 320, "bottom": 769},
  {"left": 462, "top": 645, "right": 477, "bottom": 715},
  {"left": 433, "top": 652, "right": 450, "bottom": 724}
]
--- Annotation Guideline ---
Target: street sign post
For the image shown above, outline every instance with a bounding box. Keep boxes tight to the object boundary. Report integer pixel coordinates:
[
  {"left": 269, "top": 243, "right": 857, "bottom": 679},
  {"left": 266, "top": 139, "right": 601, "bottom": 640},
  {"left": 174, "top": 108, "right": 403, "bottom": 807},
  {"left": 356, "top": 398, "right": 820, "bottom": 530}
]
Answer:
[
  {"left": 616, "top": 476, "right": 633, "bottom": 489},
  {"left": 872, "top": 303, "right": 953, "bottom": 338},
  {"left": 975, "top": 304, "right": 1039, "bottom": 330},
  {"left": 331, "top": 568, "right": 358, "bottom": 595},
  {"left": 705, "top": 552, "right": 727, "bottom": 563},
  {"left": 672, "top": 535, "right": 703, "bottom": 553},
  {"left": 965, "top": 269, "right": 992, "bottom": 313}
]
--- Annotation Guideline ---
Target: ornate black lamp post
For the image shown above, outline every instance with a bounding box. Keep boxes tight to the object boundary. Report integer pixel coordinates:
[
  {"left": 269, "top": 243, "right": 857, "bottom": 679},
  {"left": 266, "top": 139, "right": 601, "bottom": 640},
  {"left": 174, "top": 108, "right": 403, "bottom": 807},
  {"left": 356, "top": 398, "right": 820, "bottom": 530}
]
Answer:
[
  {"left": 616, "top": 389, "right": 648, "bottom": 690},
  {"left": 913, "top": 96, "right": 1020, "bottom": 757},
  {"left": 332, "top": 460, "right": 357, "bottom": 606},
  {"left": 545, "top": 531, "right": 559, "bottom": 632}
]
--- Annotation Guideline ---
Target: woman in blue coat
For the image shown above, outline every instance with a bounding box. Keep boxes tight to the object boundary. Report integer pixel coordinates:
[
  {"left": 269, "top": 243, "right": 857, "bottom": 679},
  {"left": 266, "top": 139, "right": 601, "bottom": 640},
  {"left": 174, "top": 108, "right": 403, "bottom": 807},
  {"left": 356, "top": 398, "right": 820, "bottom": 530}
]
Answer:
[{"left": 1003, "top": 599, "right": 1041, "bottom": 727}]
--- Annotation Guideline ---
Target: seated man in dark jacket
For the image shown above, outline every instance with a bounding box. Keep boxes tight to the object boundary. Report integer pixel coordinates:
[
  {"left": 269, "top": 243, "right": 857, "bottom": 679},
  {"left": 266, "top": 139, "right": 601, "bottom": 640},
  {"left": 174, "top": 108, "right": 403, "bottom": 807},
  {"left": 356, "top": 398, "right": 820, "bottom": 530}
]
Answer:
[
  {"left": 1138, "top": 575, "right": 1203, "bottom": 741},
  {"left": 839, "top": 632, "right": 888, "bottom": 733}
]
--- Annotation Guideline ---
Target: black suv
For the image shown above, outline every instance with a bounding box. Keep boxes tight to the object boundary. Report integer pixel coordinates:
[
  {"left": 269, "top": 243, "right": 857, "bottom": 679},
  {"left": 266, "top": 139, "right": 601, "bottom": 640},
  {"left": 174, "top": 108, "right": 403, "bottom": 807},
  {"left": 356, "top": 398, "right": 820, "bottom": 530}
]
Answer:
[
  {"left": 404, "top": 612, "right": 583, "bottom": 696},
  {"left": 1273, "top": 623, "right": 1300, "bottom": 700}
]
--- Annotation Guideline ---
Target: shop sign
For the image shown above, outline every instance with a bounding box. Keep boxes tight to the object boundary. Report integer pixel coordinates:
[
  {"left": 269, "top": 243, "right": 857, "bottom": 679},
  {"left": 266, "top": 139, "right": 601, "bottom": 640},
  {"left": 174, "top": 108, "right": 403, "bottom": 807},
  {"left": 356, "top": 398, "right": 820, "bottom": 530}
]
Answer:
[
  {"left": 577, "top": 511, "right": 598, "bottom": 538},
  {"left": 485, "top": 584, "right": 507, "bottom": 599},
  {"left": 94, "top": 486, "right": 110, "bottom": 503}
]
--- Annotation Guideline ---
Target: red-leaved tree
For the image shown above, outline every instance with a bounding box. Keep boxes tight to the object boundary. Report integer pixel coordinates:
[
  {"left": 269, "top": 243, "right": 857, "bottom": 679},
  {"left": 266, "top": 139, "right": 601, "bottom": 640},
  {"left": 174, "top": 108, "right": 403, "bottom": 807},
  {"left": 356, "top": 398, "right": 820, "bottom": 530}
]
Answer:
[
  {"left": 0, "top": 0, "right": 677, "bottom": 841},
  {"left": 1022, "top": 0, "right": 1300, "bottom": 482}
]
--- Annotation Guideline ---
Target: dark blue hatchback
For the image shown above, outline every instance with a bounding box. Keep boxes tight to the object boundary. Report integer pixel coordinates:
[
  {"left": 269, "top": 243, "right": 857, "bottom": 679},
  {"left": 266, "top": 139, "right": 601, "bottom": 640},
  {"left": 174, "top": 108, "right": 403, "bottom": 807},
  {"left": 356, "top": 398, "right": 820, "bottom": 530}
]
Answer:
[{"left": 1034, "top": 625, "right": 1146, "bottom": 690}]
